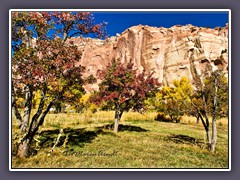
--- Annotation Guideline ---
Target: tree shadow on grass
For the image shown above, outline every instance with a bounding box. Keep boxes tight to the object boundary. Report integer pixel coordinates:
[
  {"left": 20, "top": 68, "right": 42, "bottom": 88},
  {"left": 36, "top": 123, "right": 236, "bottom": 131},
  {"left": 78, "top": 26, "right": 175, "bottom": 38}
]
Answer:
[
  {"left": 98, "top": 124, "right": 149, "bottom": 132},
  {"left": 37, "top": 127, "right": 109, "bottom": 149},
  {"left": 28, "top": 124, "right": 147, "bottom": 156},
  {"left": 164, "top": 134, "right": 206, "bottom": 148}
]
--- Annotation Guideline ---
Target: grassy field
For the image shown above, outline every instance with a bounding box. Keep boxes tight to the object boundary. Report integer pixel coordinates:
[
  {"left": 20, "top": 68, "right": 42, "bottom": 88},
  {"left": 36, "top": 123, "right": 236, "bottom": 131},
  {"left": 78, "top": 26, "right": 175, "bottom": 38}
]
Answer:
[{"left": 11, "top": 111, "right": 229, "bottom": 169}]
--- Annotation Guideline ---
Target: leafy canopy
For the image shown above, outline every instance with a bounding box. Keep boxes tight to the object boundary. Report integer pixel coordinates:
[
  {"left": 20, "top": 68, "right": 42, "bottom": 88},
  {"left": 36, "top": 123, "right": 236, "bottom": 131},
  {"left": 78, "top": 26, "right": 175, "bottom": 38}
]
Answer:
[
  {"left": 150, "top": 77, "right": 193, "bottom": 122},
  {"left": 12, "top": 11, "right": 106, "bottom": 106},
  {"left": 91, "top": 59, "right": 160, "bottom": 113},
  {"left": 192, "top": 69, "right": 228, "bottom": 118}
]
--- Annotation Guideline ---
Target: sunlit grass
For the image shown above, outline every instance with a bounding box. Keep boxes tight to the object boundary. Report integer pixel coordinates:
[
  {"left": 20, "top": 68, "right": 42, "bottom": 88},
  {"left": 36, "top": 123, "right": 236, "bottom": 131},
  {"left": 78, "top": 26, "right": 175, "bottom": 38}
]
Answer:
[
  {"left": 180, "top": 115, "right": 228, "bottom": 126},
  {"left": 11, "top": 111, "right": 228, "bottom": 169}
]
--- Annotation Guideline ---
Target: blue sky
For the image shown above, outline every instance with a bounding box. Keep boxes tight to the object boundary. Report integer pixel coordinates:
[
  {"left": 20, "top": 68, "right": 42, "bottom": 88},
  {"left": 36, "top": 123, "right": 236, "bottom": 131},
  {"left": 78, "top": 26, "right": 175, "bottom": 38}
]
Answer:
[{"left": 91, "top": 11, "right": 229, "bottom": 37}]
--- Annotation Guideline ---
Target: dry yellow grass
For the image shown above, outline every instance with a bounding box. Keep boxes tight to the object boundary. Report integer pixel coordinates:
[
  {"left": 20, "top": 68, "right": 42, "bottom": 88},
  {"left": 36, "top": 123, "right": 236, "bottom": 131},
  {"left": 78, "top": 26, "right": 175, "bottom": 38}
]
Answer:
[{"left": 180, "top": 115, "right": 228, "bottom": 126}]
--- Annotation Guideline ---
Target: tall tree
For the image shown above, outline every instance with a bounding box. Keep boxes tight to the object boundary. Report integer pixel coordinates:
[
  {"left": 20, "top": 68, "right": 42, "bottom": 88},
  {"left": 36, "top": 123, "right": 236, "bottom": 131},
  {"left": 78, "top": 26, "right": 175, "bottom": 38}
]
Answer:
[
  {"left": 91, "top": 59, "right": 160, "bottom": 133},
  {"left": 11, "top": 11, "right": 106, "bottom": 157},
  {"left": 191, "top": 69, "right": 228, "bottom": 152}
]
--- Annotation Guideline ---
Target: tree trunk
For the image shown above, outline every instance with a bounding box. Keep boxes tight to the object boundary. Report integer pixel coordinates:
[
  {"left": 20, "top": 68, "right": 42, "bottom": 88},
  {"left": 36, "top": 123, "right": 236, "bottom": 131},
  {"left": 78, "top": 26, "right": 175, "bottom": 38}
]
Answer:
[
  {"left": 196, "top": 114, "right": 200, "bottom": 124},
  {"left": 63, "top": 32, "right": 68, "bottom": 43},
  {"left": 12, "top": 95, "right": 23, "bottom": 128},
  {"left": 114, "top": 115, "right": 119, "bottom": 133},
  {"left": 114, "top": 105, "right": 123, "bottom": 133},
  {"left": 201, "top": 90, "right": 212, "bottom": 150},
  {"left": 12, "top": 84, "right": 23, "bottom": 128},
  {"left": 33, "top": 101, "right": 54, "bottom": 132},
  {"left": 17, "top": 136, "right": 32, "bottom": 158},
  {"left": 17, "top": 101, "right": 54, "bottom": 158},
  {"left": 55, "top": 102, "right": 62, "bottom": 113},
  {"left": 211, "top": 77, "right": 218, "bottom": 153},
  {"left": 198, "top": 112, "right": 211, "bottom": 149},
  {"left": 211, "top": 120, "right": 217, "bottom": 152},
  {"left": 206, "top": 127, "right": 211, "bottom": 150},
  {"left": 29, "top": 85, "right": 47, "bottom": 131},
  {"left": 21, "top": 85, "right": 33, "bottom": 134}
]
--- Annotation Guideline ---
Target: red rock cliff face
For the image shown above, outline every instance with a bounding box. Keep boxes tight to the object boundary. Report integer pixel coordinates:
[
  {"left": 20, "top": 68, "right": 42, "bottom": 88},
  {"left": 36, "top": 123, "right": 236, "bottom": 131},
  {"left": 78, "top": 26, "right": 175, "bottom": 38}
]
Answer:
[{"left": 67, "top": 24, "right": 228, "bottom": 91}]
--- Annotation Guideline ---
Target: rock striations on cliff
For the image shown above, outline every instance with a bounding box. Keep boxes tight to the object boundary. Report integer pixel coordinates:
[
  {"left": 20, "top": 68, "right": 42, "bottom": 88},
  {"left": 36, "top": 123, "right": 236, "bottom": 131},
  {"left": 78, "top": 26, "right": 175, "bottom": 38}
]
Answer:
[{"left": 66, "top": 24, "right": 228, "bottom": 91}]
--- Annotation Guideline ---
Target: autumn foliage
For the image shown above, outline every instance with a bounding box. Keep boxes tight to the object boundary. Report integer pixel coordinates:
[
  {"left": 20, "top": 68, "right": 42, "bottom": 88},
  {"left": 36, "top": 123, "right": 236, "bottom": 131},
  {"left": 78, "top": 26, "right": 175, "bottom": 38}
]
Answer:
[
  {"left": 11, "top": 11, "right": 106, "bottom": 158},
  {"left": 91, "top": 59, "right": 160, "bottom": 132},
  {"left": 151, "top": 77, "right": 193, "bottom": 123},
  {"left": 191, "top": 69, "right": 228, "bottom": 152}
]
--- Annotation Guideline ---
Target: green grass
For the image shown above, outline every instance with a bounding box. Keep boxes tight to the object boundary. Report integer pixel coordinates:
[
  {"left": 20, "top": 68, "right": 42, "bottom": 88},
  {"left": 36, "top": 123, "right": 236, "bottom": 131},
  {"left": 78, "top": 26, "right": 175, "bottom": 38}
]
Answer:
[{"left": 11, "top": 111, "right": 229, "bottom": 169}]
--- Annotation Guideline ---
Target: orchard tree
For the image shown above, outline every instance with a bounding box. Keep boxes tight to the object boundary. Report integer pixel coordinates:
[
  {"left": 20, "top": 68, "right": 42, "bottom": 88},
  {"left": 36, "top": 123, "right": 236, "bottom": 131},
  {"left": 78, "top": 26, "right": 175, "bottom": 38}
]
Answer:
[
  {"left": 91, "top": 59, "right": 160, "bottom": 133},
  {"left": 191, "top": 69, "right": 228, "bottom": 152},
  {"left": 11, "top": 11, "right": 106, "bottom": 158},
  {"left": 152, "top": 77, "right": 193, "bottom": 122},
  {"left": 70, "top": 93, "right": 97, "bottom": 113}
]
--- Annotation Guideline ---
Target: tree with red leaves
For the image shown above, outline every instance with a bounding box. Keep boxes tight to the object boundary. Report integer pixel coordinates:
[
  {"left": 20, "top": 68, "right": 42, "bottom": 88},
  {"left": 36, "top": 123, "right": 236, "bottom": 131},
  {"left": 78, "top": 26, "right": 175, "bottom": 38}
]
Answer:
[
  {"left": 11, "top": 11, "right": 106, "bottom": 158},
  {"left": 91, "top": 59, "right": 160, "bottom": 133}
]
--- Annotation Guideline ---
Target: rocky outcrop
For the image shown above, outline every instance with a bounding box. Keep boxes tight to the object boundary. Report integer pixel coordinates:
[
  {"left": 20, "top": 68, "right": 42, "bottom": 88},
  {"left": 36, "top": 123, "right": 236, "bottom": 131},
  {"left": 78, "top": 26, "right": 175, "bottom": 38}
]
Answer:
[{"left": 67, "top": 24, "right": 228, "bottom": 91}]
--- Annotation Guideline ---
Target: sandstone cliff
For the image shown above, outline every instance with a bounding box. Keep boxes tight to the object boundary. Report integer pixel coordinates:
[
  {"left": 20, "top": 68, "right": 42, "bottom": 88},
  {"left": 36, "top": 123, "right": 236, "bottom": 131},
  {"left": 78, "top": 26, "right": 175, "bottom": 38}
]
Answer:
[{"left": 67, "top": 24, "right": 228, "bottom": 91}]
